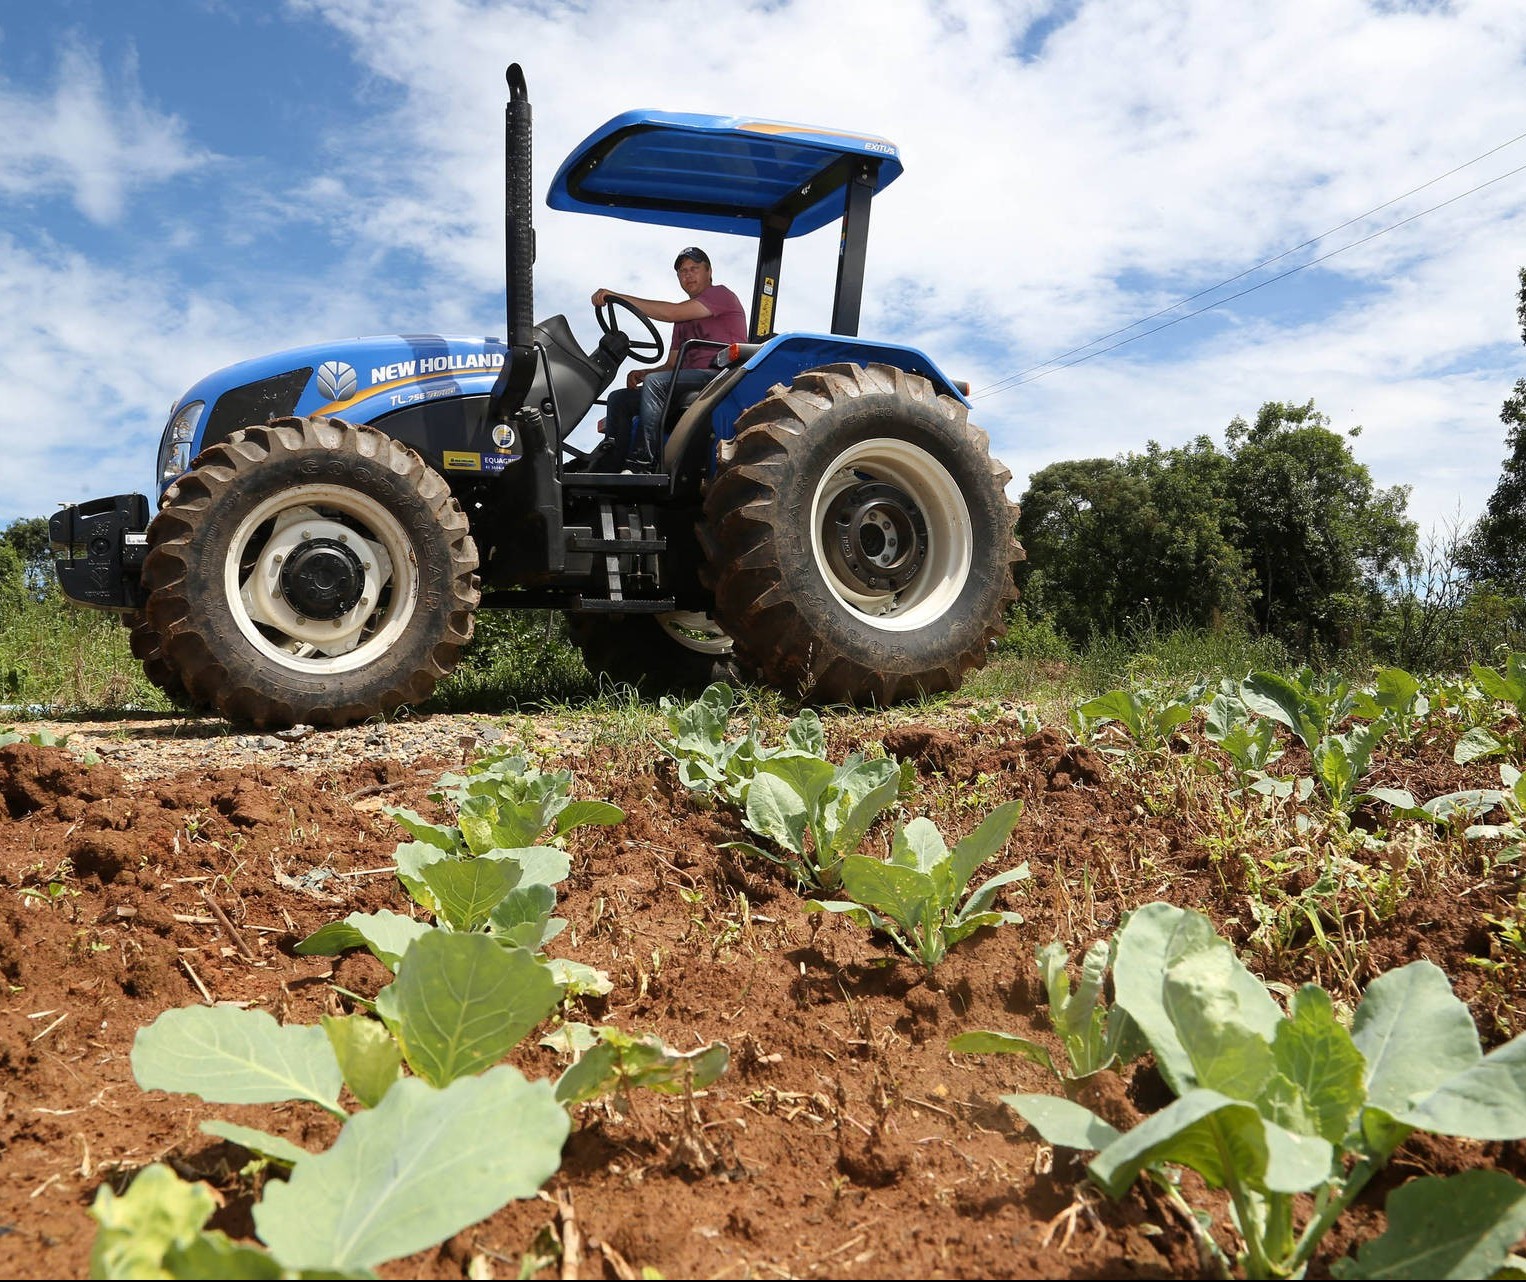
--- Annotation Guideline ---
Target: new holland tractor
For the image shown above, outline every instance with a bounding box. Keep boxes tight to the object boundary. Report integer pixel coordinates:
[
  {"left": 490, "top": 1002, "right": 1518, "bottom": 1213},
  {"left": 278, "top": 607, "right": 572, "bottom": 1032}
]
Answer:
[{"left": 50, "top": 65, "right": 1023, "bottom": 729}]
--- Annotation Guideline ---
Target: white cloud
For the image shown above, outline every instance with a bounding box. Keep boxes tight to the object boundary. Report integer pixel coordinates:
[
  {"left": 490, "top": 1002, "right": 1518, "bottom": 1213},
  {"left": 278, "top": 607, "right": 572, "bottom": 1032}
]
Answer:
[
  {"left": 3, "top": 0, "right": 1525, "bottom": 549},
  {"left": 0, "top": 37, "right": 211, "bottom": 223}
]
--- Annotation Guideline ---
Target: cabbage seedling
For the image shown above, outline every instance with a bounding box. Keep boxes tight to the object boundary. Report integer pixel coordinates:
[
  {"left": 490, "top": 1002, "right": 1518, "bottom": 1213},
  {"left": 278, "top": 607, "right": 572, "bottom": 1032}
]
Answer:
[
  {"left": 807, "top": 800, "right": 1027, "bottom": 971},
  {"left": 1004, "top": 901, "right": 1526, "bottom": 1279}
]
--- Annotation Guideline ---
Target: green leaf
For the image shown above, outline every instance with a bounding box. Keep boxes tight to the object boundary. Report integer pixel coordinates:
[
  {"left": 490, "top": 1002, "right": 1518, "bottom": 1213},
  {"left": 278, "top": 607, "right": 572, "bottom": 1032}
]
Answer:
[
  {"left": 553, "top": 799, "right": 624, "bottom": 835},
  {"left": 88, "top": 1167, "right": 298, "bottom": 1277},
  {"left": 458, "top": 793, "right": 535, "bottom": 854},
  {"left": 1002, "top": 1093, "right": 1120, "bottom": 1151},
  {"left": 486, "top": 881, "right": 561, "bottom": 949},
  {"left": 294, "top": 910, "right": 430, "bottom": 973},
  {"left": 88, "top": 1163, "right": 220, "bottom": 1280},
  {"left": 198, "top": 1120, "right": 315, "bottom": 1169},
  {"left": 942, "top": 909, "right": 1021, "bottom": 948},
  {"left": 1242, "top": 671, "right": 1320, "bottom": 752},
  {"left": 947, "top": 799, "right": 1024, "bottom": 896},
  {"left": 131, "top": 1006, "right": 343, "bottom": 1112},
  {"left": 1111, "top": 902, "right": 1282, "bottom": 1095},
  {"left": 384, "top": 807, "right": 460, "bottom": 852},
  {"left": 1455, "top": 726, "right": 1506, "bottom": 765},
  {"left": 420, "top": 857, "right": 522, "bottom": 931},
  {"left": 254, "top": 1067, "right": 568, "bottom": 1273},
  {"left": 785, "top": 708, "right": 826, "bottom": 756},
  {"left": 949, "top": 1030, "right": 1056, "bottom": 1076},
  {"left": 1332, "top": 1170, "right": 1526, "bottom": 1280},
  {"left": 889, "top": 816, "right": 948, "bottom": 874},
  {"left": 838, "top": 855, "right": 934, "bottom": 938},
  {"left": 374, "top": 933, "right": 563, "bottom": 1086},
  {"left": 1373, "top": 666, "right": 1423, "bottom": 715},
  {"left": 823, "top": 762, "right": 902, "bottom": 871},
  {"left": 1204, "top": 691, "right": 1249, "bottom": 742},
  {"left": 802, "top": 898, "right": 879, "bottom": 932},
  {"left": 165, "top": 1233, "right": 288, "bottom": 1279},
  {"left": 1473, "top": 660, "right": 1526, "bottom": 711},
  {"left": 1352, "top": 960, "right": 1482, "bottom": 1123},
  {"left": 1162, "top": 945, "right": 1276, "bottom": 1100},
  {"left": 321, "top": 1013, "right": 403, "bottom": 1110},
  {"left": 744, "top": 769, "right": 815, "bottom": 856},
  {"left": 541, "top": 956, "right": 612, "bottom": 997},
  {"left": 958, "top": 863, "right": 1031, "bottom": 921},
  {"left": 1087, "top": 1088, "right": 1331, "bottom": 1200},
  {"left": 554, "top": 1029, "right": 729, "bottom": 1105},
  {"left": 1263, "top": 985, "right": 1366, "bottom": 1143},
  {"left": 1403, "top": 1035, "right": 1526, "bottom": 1140},
  {"left": 394, "top": 840, "right": 451, "bottom": 914},
  {"left": 475, "top": 845, "right": 571, "bottom": 887},
  {"left": 1079, "top": 689, "right": 1146, "bottom": 739}
]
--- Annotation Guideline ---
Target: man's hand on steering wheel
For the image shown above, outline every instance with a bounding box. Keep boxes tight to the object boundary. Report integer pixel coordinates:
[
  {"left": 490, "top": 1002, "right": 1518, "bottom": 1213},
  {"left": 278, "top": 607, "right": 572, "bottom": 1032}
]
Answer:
[{"left": 593, "top": 293, "right": 665, "bottom": 364}]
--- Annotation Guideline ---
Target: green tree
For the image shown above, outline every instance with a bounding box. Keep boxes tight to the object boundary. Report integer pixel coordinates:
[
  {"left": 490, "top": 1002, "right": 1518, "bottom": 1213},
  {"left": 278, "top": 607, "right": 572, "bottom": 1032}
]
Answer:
[
  {"left": 0, "top": 517, "right": 55, "bottom": 600},
  {"left": 1016, "top": 401, "right": 1415, "bottom": 652},
  {"left": 0, "top": 539, "right": 23, "bottom": 623},
  {"left": 1224, "top": 400, "right": 1414, "bottom": 650},
  {"left": 1016, "top": 441, "right": 1249, "bottom": 640},
  {"left": 1459, "top": 267, "right": 1526, "bottom": 606}
]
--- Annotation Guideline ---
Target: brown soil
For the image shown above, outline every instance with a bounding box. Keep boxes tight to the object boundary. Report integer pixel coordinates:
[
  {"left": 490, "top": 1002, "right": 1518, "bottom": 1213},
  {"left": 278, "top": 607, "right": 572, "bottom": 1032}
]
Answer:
[{"left": 0, "top": 704, "right": 1521, "bottom": 1279}]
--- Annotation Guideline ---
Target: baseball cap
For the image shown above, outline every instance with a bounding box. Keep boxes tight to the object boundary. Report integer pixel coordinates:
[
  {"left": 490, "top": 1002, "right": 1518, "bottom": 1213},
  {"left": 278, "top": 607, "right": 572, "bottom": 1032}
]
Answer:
[{"left": 674, "top": 246, "right": 710, "bottom": 269}]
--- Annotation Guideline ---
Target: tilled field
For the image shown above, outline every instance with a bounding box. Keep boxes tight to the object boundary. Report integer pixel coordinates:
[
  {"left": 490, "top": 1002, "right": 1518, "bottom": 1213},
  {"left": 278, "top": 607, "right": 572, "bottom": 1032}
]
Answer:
[{"left": 0, "top": 704, "right": 1521, "bottom": 1279}]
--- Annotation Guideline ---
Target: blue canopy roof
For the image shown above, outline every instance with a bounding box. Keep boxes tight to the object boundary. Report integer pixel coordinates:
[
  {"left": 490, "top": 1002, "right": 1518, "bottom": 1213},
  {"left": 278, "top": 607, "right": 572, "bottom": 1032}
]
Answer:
[{"left": 547, "top": 110, "right": 903, "bottom": 238}]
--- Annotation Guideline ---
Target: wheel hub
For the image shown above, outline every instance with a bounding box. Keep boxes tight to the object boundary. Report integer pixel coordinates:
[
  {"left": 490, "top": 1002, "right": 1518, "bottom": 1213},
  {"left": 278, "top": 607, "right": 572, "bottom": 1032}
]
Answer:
[
  {"left": 278, "top": 537, "right": 366, "bottom": 620},
  {"left": 825, "top": 481, "right": 927, "bottom": 593},
  {"left": 237, "top": 506, "right": 394, "bottom": 656}
]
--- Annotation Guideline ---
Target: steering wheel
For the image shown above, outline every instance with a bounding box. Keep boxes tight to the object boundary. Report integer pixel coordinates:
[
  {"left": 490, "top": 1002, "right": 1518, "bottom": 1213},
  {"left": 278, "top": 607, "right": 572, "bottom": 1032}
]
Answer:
[{"left": 596, "top": 294, "right": 665, "bottom": 364}]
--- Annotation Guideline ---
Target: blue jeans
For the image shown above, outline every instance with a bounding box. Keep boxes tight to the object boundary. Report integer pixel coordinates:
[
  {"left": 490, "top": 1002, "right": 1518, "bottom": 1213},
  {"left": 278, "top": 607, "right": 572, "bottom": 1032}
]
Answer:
[
  {"left": 632, "top": 369, "right": 716, "bottom": 469},
  {"left": 601, "top": 387, "right": 640, "bottom": 468}
]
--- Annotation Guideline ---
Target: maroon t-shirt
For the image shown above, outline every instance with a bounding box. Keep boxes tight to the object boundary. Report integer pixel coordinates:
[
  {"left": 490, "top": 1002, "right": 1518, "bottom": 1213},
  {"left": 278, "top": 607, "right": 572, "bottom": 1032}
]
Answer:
[{"left": 674, "top": 284, "right": 746, "bottom": 368}]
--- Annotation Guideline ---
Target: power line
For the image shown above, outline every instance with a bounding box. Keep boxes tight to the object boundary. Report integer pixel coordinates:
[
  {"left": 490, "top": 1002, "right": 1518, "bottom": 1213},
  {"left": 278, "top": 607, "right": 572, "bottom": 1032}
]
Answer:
[{"left": 971, "top": 128, "right": 1526, "bottom": 400}]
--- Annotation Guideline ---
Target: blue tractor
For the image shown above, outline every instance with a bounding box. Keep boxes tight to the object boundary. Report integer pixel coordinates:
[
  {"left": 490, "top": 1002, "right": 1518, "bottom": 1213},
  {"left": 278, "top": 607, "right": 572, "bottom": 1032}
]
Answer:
[{"left": 51, "top": 66, "right": 1022, "bottom": 729}]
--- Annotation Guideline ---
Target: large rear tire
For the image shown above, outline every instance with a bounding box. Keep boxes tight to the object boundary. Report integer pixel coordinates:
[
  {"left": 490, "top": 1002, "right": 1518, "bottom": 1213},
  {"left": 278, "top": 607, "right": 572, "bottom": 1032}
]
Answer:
[
  {"left": 566, "top": 611, "right": 736, "bottom": 696},
  {"left": 141, "top": 417, "right": 480, "bottom": 729},
  {"left": 699, "top": 363, "right": 1022, "bottom": 705}
]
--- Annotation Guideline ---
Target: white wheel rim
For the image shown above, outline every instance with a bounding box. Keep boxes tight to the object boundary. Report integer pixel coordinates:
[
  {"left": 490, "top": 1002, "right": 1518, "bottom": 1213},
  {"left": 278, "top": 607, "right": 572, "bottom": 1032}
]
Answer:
[
  {"left": 809, "top": 439, "right": 972, "bottom": 632},
  {"left": 657, "top": 610, "right": 734, "bottom": 656},
  {"left": 224, "top": 483, "right": 419, "bottom": 674}
]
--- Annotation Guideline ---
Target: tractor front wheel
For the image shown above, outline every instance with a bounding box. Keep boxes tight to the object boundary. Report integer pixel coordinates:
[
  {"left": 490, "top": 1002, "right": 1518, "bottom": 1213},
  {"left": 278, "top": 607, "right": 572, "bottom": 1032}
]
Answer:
[
  {"left": 141, "top": 416, "right": 480, "bottom": 729},
  {"left": 699, "top": 363, "right": 1022, "bottom": 705},
  {"left": 122, "top": 610, "right": 189, "bottom": 706}
]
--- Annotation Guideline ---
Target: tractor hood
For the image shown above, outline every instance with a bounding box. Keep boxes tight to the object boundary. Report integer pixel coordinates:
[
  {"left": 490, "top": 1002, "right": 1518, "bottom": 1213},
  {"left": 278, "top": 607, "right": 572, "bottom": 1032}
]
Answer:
[{"left": 170, "top": 333, "right": 508, "bottom": 466}]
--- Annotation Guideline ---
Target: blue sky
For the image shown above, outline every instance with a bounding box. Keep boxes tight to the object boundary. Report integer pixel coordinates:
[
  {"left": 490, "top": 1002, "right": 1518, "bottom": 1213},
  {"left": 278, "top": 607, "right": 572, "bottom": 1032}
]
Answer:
[{"left": 3, "top": 0, "right": 1525, "bottom": 545}]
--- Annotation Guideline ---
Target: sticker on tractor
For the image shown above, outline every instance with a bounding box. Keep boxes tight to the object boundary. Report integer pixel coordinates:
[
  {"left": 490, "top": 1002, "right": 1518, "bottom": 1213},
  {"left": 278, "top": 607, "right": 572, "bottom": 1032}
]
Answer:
[
  {"left": 482, "top": 453, "right": 516, "bottom": 473},
  {"left": 442, "top": 451, "right": 482, "bottom": 472},
  {"left": 491, "top": 423, "right": 516, "bottom": 452}
]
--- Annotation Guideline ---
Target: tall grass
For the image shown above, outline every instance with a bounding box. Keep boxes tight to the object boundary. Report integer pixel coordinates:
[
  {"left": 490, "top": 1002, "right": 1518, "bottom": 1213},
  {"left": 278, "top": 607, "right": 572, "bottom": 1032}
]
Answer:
[
  {"left": 968, "top": 610, "right": 1298, "bottom": 716},
  {"left": 0, "top": 591, "right": 1436, "bottom": 725},
  {"left": 0, "top": 597, "right": 172, "bottom": 714}
]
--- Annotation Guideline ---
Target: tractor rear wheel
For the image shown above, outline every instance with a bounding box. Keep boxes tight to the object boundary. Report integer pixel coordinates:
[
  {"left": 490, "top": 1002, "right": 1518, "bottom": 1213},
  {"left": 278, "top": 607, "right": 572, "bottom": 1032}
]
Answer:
[
  {"left": 699, "top": 363, "right": 1022, "bottom": 705},
  {"left": 142, "top": 416, "right": 480, "bottom": 729},
  {"left": 567, "top": 611, "right": 736, "bottom": 696}
]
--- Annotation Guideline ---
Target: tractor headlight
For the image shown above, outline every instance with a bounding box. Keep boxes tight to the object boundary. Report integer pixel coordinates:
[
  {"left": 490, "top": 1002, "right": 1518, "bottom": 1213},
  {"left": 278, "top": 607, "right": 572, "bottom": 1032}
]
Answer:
[{"left": 157, "top": 400, "right": 205, "bottom": 485}]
